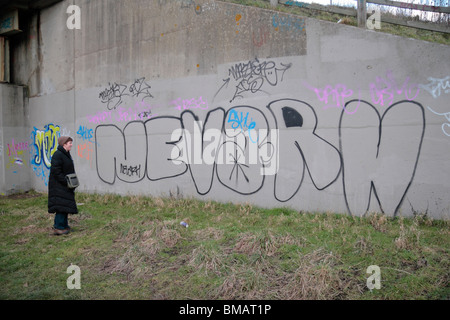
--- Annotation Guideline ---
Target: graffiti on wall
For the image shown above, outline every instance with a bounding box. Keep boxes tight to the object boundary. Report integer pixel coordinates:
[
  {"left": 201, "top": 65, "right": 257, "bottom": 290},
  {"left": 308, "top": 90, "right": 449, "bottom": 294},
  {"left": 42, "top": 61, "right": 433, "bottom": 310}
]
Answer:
[
  {"left": 75, "top": 125, "right": 94, "bottom": 168},
  {"left": 305, "top": 71, "right": 421, "bottom": 113},
  {"left": 420, "top": 76, "right": 450, "bottom": 99},
  {"left": 172, "top": 96, "right": 209, "bottom": 111},
  {"left": 94, "top": 94, "right": 426, "bottom": 217},
  {"left": 252, "top": 26, "right": 270, "bottom": 48},
  {"left": 214, "top": 57, "right": 292, "bottom": 103},
  {"left": 339, "top": 100, "right": 425, "bottom": 216},
  {"left": 95, "top": 105, "right": 278, "bottom": 196},
  {"left": 30, "top": 124, "right": 60, "bottom": 185},
  {"left": 285, "top": 1, "right": 308, "bottom": 8},
  {"left": 369, "top": 71, "right": 420, "bottom": 107},
  {"left": 5, "top": 139, "right": 29, "bottom": 173},
  {"left": 87, "top": 101, "right": 157, "bottom": 124},
  {"left": 272, "top": 13, "right": 305, "bottom": 33},
  {"left": 427, "top": 107, "right": 450, "bottom": 137},
  {"left": 304, "top": 82, "right": 358, "bottom": 114},
  {"left": 179, "top": 0, "right": 203, "bottom": 14},
  {"left": 85, "top": 47, "right": 431, "bottom": 217},
  {"left": 419, "top": 75, "right": 450, "bottom": 138},
  {"left": 77, "top": 141, "right": 94, "bottom": 168},
  {"left": 23, "top": 50, "right": 428, "bottom": 218},
  {"left": 98, "top": 77, "right": 153, "bottom": 110}
]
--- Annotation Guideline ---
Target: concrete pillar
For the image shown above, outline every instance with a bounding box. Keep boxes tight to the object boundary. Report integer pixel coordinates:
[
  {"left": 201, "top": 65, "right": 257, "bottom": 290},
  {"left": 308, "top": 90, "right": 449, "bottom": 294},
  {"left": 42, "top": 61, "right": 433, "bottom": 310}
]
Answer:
[{"left": 0, "top": 84, "right": 31, "bottom": 196}]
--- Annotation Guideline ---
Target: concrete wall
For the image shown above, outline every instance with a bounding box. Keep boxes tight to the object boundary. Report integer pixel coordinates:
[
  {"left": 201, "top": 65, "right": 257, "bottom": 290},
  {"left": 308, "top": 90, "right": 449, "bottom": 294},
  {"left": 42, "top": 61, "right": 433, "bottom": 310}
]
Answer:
[
  {"left": 2, "top": 0, "right": 449, "bottom": 219},
  {"left": 0, "top": 83, "right": 30, "bottom": 195}
]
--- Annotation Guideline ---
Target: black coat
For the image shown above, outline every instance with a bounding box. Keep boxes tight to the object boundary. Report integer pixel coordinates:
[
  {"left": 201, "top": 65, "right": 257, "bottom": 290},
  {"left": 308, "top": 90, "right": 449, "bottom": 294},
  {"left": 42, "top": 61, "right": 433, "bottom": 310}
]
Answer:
[{"left": 48, "top": 145, "right": 78, "bottom": 214}]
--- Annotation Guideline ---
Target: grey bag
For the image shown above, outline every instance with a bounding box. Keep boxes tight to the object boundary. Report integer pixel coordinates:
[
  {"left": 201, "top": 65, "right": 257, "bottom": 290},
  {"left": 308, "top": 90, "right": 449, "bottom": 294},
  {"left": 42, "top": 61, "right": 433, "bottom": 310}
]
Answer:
[{"left": 66, "top": 173, "right": 79, "bottom": 189}]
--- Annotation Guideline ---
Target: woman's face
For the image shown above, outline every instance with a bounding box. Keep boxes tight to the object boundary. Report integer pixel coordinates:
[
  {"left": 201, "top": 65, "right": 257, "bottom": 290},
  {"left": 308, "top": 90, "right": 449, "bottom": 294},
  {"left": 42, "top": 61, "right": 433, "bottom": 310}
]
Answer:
[{"left": 64, "top": 140, "right": 73, "bottom": 152}]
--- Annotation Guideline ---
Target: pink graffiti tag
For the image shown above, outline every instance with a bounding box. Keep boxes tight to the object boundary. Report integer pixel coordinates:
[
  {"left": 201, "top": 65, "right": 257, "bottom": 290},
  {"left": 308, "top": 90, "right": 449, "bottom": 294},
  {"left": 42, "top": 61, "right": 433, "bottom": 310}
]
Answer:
[
  {"left": 7, "top": 139, "right": 29, "bottom": 157},
  {"left": 369, "top": 71, "right": 420, "bottom": 106},
  {"left": 304, "top": 82, "right": 359, "bottom": 114},
  {"left": 87, "top": 101, "right": 156, "bottom": 124},
  {"left": 172, "top": 96, "right": 209, "bottom": 111}
]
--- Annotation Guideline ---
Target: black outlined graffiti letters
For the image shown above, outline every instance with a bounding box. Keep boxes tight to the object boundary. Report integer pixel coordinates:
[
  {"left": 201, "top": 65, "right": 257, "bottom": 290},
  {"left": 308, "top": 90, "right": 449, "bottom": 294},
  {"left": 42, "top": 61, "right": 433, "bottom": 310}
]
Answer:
[
  {"left": 94, "top": 104, "right": 278, "bottom": 196},
  {"left": 95, "top": 117, "right": 188, "bottom": 185},
  {"left": 216, "top": 106, "right": 274, "bottom": 195},
  {"left": 146, "top": 116, "right": 188, "bottom": 181},
  {"left": 94, "top": 95, "right": 425, "bottom": 217},
  {"left": 267, "top": 99, "right": 342, "bottom": 202},
  {"left": 339, "top": 100, "right": 425, "bottom": 216},
  {"left": 95, "top": 121, "right": 147, "bottom": 184},
  {"left": 178, "top": 109, "right": 225, "bottom": 195}
]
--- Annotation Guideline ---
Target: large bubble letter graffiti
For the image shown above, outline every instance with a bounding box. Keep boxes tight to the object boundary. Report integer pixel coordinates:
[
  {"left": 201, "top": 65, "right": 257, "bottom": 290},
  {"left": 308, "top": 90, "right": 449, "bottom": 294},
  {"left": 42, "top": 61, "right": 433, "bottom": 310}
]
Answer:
[{"left": 339, "top": 100, "right": 425, "bottom": 217}]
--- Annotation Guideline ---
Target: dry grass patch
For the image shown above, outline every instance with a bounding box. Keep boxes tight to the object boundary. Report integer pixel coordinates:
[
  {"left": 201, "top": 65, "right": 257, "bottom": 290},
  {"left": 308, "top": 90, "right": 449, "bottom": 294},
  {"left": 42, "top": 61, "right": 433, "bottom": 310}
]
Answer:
[
  {"left": 213, "top": 272, "right": 248, "bottom": 299},
  {"left": 274, "top": 249, "right": 347, "bottom": 300},
  {"left": 367, "top": 212, "right": 388, "bottom": 233},
  {"left": 353, "top": 236, "right": 374, "bottom": 256},
  {"left": 13, "top": 224, "right": 49, "bottom": 236},
  {"left": 203, "top": 201, "right": 217, "bottom": 213},
  {"left": 233, "top": 231, "right": 303, "bottom": 257},
  {"left": 101, "top": 220, "right": 183, "bottom": 279},
  {"left": 211, "top": 248, "right": 352, "bottom": 300},
  {"left": 193, "top": 227, "right": 224, "bottom": 241},
  {"left": 153, "top": 197, "right": 165, "bottom": 209},
  {"left": 395, "top": 217, "right": 422, "bottom": 250},
  {"left": 188, "top": 245, "right": 225, "bottom": 276}
]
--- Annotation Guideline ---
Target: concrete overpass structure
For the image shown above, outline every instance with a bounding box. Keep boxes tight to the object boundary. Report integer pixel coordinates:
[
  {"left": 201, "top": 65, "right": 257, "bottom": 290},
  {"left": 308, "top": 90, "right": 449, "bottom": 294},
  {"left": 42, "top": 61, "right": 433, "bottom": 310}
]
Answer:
[{"left": 1, "top": 0, "right": 449, "bottom": 218}]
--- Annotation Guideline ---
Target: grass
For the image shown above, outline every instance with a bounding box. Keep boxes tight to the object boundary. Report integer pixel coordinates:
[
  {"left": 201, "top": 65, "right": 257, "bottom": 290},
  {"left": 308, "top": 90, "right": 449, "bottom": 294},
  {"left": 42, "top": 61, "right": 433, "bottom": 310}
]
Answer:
[
  {"left": 218, "top": 0, "right": 450, "bottom": 45},
  {"left": 0, "top": 190, "right": 448, "bottom": 300}
]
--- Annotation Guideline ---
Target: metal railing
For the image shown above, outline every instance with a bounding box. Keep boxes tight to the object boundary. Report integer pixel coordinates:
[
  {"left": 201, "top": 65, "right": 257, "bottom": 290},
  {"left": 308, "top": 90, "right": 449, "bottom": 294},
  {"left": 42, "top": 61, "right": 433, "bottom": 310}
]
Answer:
[{"left": 267, "top": 0, "right": 450, "bottom": 33}]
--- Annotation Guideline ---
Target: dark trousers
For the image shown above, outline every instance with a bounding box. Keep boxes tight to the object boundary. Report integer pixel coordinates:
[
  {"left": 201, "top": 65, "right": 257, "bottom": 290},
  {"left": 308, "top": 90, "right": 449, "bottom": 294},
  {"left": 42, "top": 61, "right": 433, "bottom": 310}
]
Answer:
[{"left": 54, "top": 212, "right": 69, "bottom": 230}]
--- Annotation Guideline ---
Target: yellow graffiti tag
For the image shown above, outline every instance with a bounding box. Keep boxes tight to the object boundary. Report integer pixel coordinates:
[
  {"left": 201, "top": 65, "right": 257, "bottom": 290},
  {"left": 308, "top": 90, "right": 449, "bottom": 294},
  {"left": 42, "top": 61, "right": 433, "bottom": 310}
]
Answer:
[{"left": 34, "top": 124, "right": 60, "bottom": 168}]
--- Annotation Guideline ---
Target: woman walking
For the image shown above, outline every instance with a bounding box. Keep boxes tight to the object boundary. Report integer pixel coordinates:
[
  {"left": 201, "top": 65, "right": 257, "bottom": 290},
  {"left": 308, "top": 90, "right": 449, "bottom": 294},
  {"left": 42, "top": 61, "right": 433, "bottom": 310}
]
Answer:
[{"left": 48, "top": 136, "right": 78, "bottom": 235}]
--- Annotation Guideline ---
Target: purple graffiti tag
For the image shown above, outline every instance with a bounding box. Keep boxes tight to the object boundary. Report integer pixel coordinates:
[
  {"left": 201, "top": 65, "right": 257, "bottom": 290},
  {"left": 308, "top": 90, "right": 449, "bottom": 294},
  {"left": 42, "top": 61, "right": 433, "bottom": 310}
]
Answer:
[
  {"left": 369, "top": 71, "right": 420, "bottom": 107},
  {"left": 172, "top": 96, "right": 209, "bottom": 111},
  {"left": 304, "top": 82, "right": 360, "bottom": 114}
]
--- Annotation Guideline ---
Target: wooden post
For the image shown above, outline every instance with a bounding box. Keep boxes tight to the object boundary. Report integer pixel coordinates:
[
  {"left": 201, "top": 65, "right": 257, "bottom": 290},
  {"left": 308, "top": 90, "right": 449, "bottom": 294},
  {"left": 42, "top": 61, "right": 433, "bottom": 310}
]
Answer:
[{"left": 357, "top": 0, "right": 367, "bottom": 28}]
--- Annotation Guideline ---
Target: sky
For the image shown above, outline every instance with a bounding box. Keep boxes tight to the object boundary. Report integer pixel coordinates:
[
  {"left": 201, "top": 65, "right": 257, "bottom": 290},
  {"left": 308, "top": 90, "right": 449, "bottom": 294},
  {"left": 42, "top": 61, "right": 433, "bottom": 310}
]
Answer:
[
  {"left": 291, "top": 0, "right": 449, "bottom": 7},
  {"left": 289, "top": 0, "right": 450, "bottom": 21}
]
